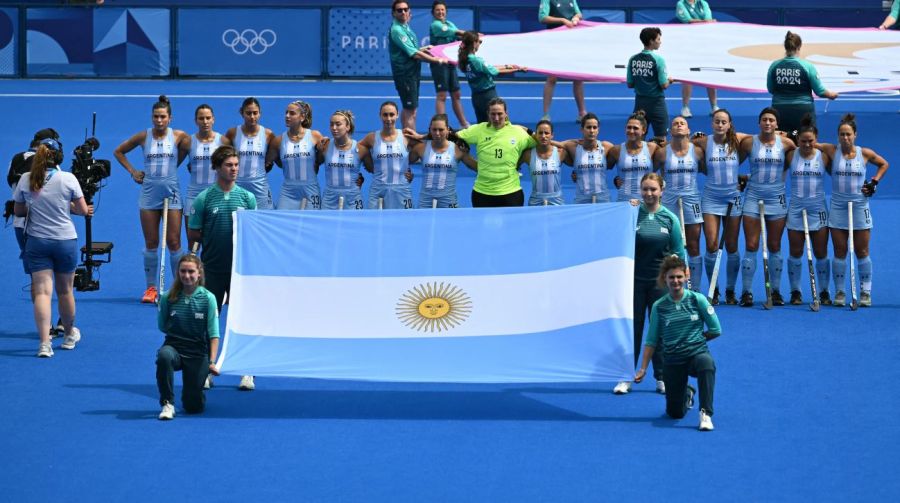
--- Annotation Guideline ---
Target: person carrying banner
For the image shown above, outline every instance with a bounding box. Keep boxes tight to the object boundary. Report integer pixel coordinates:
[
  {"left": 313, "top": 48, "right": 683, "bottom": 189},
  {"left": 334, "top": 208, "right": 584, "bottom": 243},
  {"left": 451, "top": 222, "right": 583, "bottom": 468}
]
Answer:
[
  {"left": 626, "top": 27, "right": 674, "bottom": 140},
  {"left": 538, "top": 0, "right": 587, "bottom": 122},
  {"left": 429, "top": 1, "right": 469, "bottom": 129},
  {"left": 674, "top": 0, "right": 719, "bottom": 118},
  {"left": 635, "top": 254, "right": 721, "bottom": 431},
  {"left": 878, "top": 0, "right": 899, "bottom": 29},
  {"left": 457, "top": 31, "right": 525, "bottom": 125}
]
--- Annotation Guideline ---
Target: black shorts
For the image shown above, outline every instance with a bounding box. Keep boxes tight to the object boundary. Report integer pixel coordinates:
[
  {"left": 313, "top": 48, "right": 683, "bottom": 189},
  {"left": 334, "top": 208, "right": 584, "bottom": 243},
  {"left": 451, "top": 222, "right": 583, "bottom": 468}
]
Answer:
[
  {"left": 773, "top": 103, "right": 815, "bottom": 139},
  {"left": 634, "top": 95, "right": 669, "bottom": 139},
  {"left": 471, "top": 189, "right": 525, "bottom": 208},
  {"left": 394, "top": 72, "right": 421, "bottom": 110},
  {"left": 431, "top": 62, "right": 460, "bottom": 93}
]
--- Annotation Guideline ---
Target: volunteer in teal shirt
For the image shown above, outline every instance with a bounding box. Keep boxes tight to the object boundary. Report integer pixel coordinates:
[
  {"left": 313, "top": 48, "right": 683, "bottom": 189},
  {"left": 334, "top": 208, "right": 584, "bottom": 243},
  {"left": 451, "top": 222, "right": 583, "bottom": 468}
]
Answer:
[
  {"left": 879, "top": 0, "right": 899, "bottom": 29},
  {"left": 766, "top": 31, "right": 837, "bottom": 138},
  {"left": 388, "top": 1, "right": 449, "bottom": 131},
  {"left": 456, "top": 31, "right": 525, "bottom": 124},
  {"left": 626, "top": 27, "right": 674, "bottom": 139},
  {"left": 429, "top": 2, "right": 469, "bottom": 128},
  {"left": 674, "top": 0, "right": 718, "bottom": 118}
]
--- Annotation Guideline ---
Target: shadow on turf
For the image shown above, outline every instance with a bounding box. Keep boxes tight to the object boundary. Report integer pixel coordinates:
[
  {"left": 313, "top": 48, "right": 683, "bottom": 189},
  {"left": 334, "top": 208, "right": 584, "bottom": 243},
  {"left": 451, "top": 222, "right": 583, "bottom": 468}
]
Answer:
[{"left": 71, "top": 383, "right": 667, "bottom": 422}]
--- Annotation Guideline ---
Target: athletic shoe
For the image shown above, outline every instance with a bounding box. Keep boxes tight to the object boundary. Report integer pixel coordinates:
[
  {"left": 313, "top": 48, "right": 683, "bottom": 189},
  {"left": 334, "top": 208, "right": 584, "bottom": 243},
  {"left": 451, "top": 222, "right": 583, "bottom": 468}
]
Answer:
[
  {"left": 686, "top": 385, "right": 696, "bottom": 409},
  {"left": 819, "top": 290, "right": 833, "bottom": 306},
  {"left": 540, "top": 114, "right": 551, "bottom": 122},
  {"left": 710, "top": 105, "right": 720, "bottom": 115},
  {"left": 699, "top": 409, "right": 714, "bottom": 431},
  {"left": 612, "top": 381, "right": 631, "bottom": 395},
  {"left": 204, "top": 375, "right": 214, "bottom": 390},
  {"left": 60, "top": 327, "right": 81, "bottom": 350},
  {"left": 681, "top": 106, "right": 693, "bottom": 118},
  {"left": 739, "top": 291, "right": 753, "bottom": 307},
  {"left": 575, "top": 114, "right": 586, "bottom": 124},
  {"left": 238, "top": 375, "right": 255, "bottom": 391},
  {"left": 710, "top": 287, "right": 720, "bottom": 306},
  {"left": 771, "top": 290, "right": 785, "bottom": 306},
  {"left": 141, "top": 286, "right": 158, "bottom": 304},
  {"left": 656, "top": 380, "right": 666, "bottom": 394},
  {"left": 833, "top": 291, "right": 846, "bottom": 307},
  {"left": 724, "top": 289, "right": 737, "bottom": 305},
  {"left": 158, "top": 402, "right": 175, "bottom": 420},
  {"left": 37, "top": 342, "right": 53, "bottom": 358},
  {"left": 789, "top": 290, "right": 803, "bottom": 305},
  {"left": 860, "top": 291, "right": 872, "bottom": 307}
]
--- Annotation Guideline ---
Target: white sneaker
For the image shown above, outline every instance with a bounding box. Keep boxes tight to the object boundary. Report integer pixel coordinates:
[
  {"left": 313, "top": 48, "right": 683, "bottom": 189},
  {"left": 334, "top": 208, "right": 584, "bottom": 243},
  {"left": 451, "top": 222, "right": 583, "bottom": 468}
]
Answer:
[
  {"left": 613, "top": 381, "right": 632, "bottom": 394},
  {"left": 238, "top": 375, "right": 255, "bottom": 391},
  {"left": 158, "top": 402, "right": 175, "bottom": 420},
  {"left": 681, "top": 106, "right": 693, "bottom": 118},
  {"left": 204, "top": 374, "right": 214, "bottom": 390},
  {"left": 60, "top": 327, "right": 81, "bottom": 350},
  {"left": 833, "top": 290, "right": 846, "bottom": 307},
  {"left": 710, "top": 105, "right": 720, "bottom": 115},
  {"left": 37, "top": 342, "right": 53, "bottom": 358},
  {"left": 699, "top": 409, "right": 714, "bottom": 431},
  {"left": 656, "top": 380, "right": 666, "bottom": 394}
]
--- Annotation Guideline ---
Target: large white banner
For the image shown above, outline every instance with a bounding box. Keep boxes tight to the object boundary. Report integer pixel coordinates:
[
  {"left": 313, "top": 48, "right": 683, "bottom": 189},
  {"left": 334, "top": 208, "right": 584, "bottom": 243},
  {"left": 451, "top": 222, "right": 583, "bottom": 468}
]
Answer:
[
  {"left": 433, "top": 22, "right": 900, "bottom": 93},
  {"left": 216, "top": 204, "right": 638, "bottom": 383}
]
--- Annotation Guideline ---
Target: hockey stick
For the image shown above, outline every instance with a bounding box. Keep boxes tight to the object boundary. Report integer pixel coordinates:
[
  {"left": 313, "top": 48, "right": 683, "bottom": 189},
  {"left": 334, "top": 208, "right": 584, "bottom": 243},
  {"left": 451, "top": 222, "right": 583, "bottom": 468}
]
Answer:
[
  {"left": 706, "top": 202, "right": 734, "bottom": 299},
  {"left": 801, "top": 209, "right": 820, "bottom": 312},
  {"left": 678, "top": 197, "right": 693, "bottom": 291},
  {"left": 758, "top": 200, "right": 774, "bottom": 309},
  {"left": 157, "top": 197, "right": 170, "bottom": 302},
  {"left": 848, "top": 201, "right": 858, "bottom": 310}
]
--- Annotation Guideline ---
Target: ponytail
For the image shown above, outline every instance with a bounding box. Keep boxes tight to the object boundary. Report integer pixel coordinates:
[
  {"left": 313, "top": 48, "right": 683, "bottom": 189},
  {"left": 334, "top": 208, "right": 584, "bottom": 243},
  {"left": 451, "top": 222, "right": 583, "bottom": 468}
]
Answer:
[
  {"left": 29, "top": 144, "right": 54, "bottom": 192},
  {"left": 458, "top": 31, "right": 478, "bottom": 72}
]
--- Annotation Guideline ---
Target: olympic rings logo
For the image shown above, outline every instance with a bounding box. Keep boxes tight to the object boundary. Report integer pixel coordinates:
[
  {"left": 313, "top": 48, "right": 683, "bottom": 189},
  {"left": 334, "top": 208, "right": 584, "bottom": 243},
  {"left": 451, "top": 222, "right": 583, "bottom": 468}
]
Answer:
[{"left": 222, "top": 29, "right": 277, "bottom": 55}]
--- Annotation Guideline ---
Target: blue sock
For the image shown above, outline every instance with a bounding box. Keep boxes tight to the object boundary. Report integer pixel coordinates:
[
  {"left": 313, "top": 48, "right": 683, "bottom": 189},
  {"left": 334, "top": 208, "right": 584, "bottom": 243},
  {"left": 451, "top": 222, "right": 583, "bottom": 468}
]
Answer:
[
  {"left": 169, "top": 248, "right": 185, "bottom": 282},
  {"left": 769, "top": 251, "right": 783, "bottom": 291},
  {"left": 742, "top": 250, "right": 757, "bottom": 294},
  {"left": 816, "top": 258, "right": 831, "bottom": 294},
  {"left": 858, "top": 256, "right": 872, "bottom": 293},
  {"left": 143, "top": 249, "right": 158, "bottom": 288},
  {"left": 788, "top": 256, "right": 803, "bottom": 292},
  {"left": 832, "top": 257, "right": 846, "bottom": 294},
  {"left": 689, "top": 255, "right": 702, "bottom": 292},
  {"left": 726, "top": 252, "right": 741, "bottom": 291},
  {"left": 704, "top": 251, "right": 718, "bottom": 289}
]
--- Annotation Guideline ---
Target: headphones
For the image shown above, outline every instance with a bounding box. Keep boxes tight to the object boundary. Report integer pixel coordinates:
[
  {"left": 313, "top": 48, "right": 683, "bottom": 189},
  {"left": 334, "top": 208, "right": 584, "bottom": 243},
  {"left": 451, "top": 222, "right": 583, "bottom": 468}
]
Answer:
[{"left": 40, "top": 138, "right": 64, "bottom": 166}]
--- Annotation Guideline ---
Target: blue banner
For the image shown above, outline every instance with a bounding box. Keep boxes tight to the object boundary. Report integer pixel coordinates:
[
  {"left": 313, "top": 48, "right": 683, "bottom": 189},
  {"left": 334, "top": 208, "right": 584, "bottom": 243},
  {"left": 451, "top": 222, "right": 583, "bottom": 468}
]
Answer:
[
  {"left": 219, "top": 205, "right": 637, "bottom": 383},
  {"left": 177, "top": 8, "right": 321, "bottom": 77},
  {"left": 328, "top": 7, "right": 472, "bottom": 77},
  {"left": 27, "top": 7, "right": 169, "bottom": 76},
  {"left": 0, "top": 8, "right": 16, "bottom": 76}
]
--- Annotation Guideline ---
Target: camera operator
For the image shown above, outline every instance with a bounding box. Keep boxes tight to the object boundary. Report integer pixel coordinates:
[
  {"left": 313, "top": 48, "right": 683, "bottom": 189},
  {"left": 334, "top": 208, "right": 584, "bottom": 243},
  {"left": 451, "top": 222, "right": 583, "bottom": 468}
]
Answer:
[
  {"left": 13, "top": 139, "right": 93, "bottom": 358},
  {"left": 6, "top": 128, "right": 60, "bottom": 272}
]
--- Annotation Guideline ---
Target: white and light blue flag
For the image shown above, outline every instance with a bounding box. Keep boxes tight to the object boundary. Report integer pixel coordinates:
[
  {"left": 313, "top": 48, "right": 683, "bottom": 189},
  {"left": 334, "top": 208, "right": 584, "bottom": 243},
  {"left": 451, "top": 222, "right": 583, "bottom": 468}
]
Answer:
[{"left": 217, "top": 204, "right": 637, "bottom": 383}]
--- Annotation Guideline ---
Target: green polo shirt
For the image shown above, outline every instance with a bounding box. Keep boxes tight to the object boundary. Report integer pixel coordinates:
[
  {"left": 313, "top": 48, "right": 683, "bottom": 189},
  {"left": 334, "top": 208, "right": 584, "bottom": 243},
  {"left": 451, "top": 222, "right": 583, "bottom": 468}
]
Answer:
[
  {"left": 627, "top": 50, "right": 668, "bottom": 98},
  {"left": 389, "top": 20, "right": 420, "bottom": 77}
]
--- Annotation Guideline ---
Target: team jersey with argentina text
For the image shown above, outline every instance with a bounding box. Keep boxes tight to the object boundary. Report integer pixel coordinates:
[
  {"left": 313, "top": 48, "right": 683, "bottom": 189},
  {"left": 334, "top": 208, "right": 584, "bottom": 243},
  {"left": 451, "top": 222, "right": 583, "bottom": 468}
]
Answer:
[
  {"left": 280, "top": 131, "right": 317, "bottom": 184},
  {"left": 704, "top": 136, "right": 741, "bottom": 191},
  {"left": 372, "top": 133, "right": 409, "bottom": 185},
  {"left": 663, "top": 144, "right": 700, "bottom": 196},
  {"left": 574, "top": 143, "right": 608, "bottom": 196},
  {"left": 789, "top": 149, "right": 826, "bottom": 200},
  {"left": 157, "top": 287, "right": 219, "bottom": 359},
  {"left": 617, "top": 141, "right": 652, "bottom": 199},
  {"left": 188, "top": 133, "right": 222, "bottom": 186},
  {"left": 189, "top": 184, "right": 256, "bottom": 273},
  {"left": 626, "top": 50, "right": 668, "bottom": 98},
  {"left": 142, "top": 128, "right": 178, "bottom": 179},
  {"left": 530, "top": 148, "right": 562, "bottom": 196},
  {"left": 831, "top": 146, "right": 866, "bottom": 203},
  {"left": 235, "top": 126, "right": 268, "bottom": 181},
  {"left": 748, "top": 135, "right": 785, "bottom": 190},
  {"left": 422, "top": 141, "right": 457, "bottom": 191},
  {"left": 325, "top": 140, "right": 361, "bottom": 189}
]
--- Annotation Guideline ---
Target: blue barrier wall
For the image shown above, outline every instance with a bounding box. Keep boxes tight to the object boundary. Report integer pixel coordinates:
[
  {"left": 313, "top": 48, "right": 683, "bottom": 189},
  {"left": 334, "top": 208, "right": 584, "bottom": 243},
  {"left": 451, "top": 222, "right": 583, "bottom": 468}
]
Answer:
[{"left": 5, "top": 3, "right": 895, "bottom": 78}]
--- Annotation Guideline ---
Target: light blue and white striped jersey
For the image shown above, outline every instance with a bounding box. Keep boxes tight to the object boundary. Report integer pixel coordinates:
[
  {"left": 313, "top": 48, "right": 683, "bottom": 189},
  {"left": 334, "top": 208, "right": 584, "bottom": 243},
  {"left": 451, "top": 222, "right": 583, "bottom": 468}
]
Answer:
[
  {"left": 235, "top": 126, "right": 268, "bottom": 181},
  {"left": 142, "top": 128, "right": 178, "bottom": 179},
  {"left": 280, "top": 131, "right": 316, "bottom": 184},
  {"left": 617, "top": 141, "right": 652, "bottom": 199},
  {"left": 704, "top": 136, "right": 741, "bottom": 188},
  {"left": 574, "top": 143, "right": 608, "bottom": 195},
  {"left": 789, "top": 149, "right": 826, "bottom": 200},
  {"left": 831, "top": 146, "right": 866, "bottom": 203},
  {"left": 422, "top": 141, "right": 457, "bottom": 191},
  {"left": 748, "top": 135, "right": 785, "bottom": 185},
  {"left": 530, "top": 148, "right": 562, "bottom": 196},
  {"left": 372, "top": 133, "right": 409, "bottom": 185},
  {"left": 663, "top": 144, "right": 700, "bottom": 195},
  {"left": 188, "top": 133, "right": 222, "bottom": 186},
  {"left": 325, "top": 140, "right": 361, "bottom": 189}
]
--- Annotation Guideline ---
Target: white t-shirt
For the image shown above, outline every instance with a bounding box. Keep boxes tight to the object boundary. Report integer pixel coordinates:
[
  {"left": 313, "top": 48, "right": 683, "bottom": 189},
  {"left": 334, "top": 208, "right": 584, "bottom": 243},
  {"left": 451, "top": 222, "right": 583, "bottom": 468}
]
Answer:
[{"left": 13, "top": 168, "right": 83, "bottom": 240}]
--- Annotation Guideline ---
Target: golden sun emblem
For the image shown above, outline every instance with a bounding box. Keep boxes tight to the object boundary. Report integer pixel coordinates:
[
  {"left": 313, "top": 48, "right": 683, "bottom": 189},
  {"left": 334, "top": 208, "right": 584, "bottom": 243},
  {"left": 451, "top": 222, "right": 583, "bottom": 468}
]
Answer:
[{"left": 396, "top": 282, "right": 472, "bottom": 332}]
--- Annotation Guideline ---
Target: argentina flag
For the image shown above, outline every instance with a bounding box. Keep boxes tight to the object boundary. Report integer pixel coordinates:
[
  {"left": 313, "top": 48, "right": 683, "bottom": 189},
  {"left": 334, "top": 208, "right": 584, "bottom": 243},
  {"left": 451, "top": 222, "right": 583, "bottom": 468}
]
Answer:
[{"left": 217, "top": 204, "right": 637, "bottom": 383}]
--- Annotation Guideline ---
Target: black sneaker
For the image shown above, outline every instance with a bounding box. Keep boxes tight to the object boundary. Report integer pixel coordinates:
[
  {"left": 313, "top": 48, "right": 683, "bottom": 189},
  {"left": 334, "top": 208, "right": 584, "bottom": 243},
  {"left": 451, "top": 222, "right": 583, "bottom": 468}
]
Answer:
[
  {"left": 710, "top": 287, "right": 720, "bottom": 306},
  {"left": 819, "top": 290, "right": 833, "bottom": 306},
  {"left": 739, "top": 291, "right": 754, "bottom": 307},
  {"left": 771, "top": 290, "right": 785, "bottom": 306},
  {"left": 724, "top": 289, "right": 737, "bottom": 305},
  {"left": 789, "top": 290, "right": 803, "bottom": 305}
]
